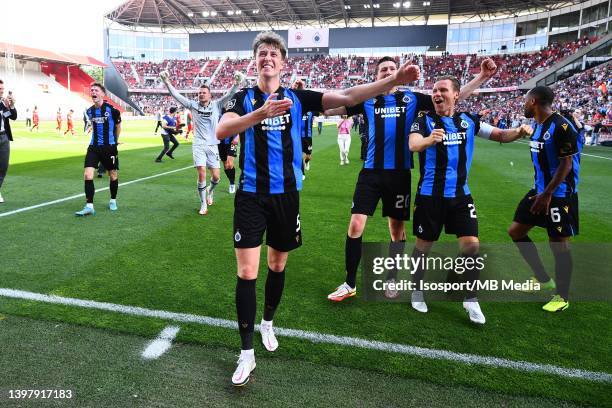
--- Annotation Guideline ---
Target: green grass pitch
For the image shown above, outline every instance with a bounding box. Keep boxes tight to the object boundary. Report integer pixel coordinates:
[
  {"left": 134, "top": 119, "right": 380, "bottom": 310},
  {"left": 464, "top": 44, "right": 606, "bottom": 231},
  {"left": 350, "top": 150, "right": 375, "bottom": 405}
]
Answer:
[{"left": 0, "top": 119, "right": 610, "bottom": 406}]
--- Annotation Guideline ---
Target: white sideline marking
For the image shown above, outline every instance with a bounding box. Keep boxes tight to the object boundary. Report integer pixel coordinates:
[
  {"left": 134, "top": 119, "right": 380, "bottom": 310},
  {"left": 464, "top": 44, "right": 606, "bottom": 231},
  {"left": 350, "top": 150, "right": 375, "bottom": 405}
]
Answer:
[
  {"left": 1, "top": 288, "right": 610, "bottom": 383},
  {"left": 515, "top": 140, "right": 612, "bottom": 161},
  {"left": 142, "top": 326, "right": 180, "bottom": 360},
  {"left": 0, "top": 166, "right": 193, "bottom": 218}
]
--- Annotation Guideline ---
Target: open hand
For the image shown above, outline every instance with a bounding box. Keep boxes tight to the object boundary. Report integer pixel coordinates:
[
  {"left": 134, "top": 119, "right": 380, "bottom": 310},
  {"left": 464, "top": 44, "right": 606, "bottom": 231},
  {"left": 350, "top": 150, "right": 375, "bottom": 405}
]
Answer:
[{"left": 260, "top": 94, "right": 292, "bottom": 119}]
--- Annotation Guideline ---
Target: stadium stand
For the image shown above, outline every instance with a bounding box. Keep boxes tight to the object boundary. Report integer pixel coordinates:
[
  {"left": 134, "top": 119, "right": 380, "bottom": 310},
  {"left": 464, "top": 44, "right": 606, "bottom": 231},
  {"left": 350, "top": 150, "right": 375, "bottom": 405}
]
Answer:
[
  {"left": 0, "top": 42, "right": 129, "bottom": 120},
  {"left": 112, "top": 37, "right": 597, "bottom": 93}
]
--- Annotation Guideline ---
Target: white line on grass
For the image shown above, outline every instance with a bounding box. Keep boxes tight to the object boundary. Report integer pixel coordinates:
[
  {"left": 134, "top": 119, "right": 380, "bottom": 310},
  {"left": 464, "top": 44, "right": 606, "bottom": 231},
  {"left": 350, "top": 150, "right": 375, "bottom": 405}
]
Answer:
[
  {"left": 515, "top": 140, "right": 612, "bottom": 161},
  {"left": 1, "top": 288, "right": 611, "bottom": 383},
  {"left": 0, "top": 166, "right": 193, "bottom": 218},
  {"left": 142, "top": 326, "right": 180, "bottom": 360}
]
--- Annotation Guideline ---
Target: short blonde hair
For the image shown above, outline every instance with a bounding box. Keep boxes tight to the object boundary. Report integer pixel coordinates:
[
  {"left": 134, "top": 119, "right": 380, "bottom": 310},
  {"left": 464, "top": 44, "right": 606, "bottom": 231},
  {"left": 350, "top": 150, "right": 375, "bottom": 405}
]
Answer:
[{"left": 252, "top": 31, "right": 287, "bottom": 60}]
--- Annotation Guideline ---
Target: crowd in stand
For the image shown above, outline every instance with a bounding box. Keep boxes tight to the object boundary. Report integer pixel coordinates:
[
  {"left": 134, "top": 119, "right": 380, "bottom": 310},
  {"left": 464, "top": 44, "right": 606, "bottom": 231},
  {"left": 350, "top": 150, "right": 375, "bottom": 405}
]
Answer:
[
  {"left": 118, "top": 37, "right": 609, "bottom": 140},
  {"left": 458, "top": 62, "right": 611, "bottom": 136},
  {"left": 113, "top": 37, "right": 595, "bottom": 93}
]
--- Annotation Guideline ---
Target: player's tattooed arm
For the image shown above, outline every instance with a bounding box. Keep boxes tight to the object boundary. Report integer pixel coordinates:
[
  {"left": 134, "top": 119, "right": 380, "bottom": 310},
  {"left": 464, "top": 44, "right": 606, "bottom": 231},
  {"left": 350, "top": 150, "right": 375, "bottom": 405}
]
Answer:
[{"left": 458, "top": 58, "right": 498, "bottom": 101}]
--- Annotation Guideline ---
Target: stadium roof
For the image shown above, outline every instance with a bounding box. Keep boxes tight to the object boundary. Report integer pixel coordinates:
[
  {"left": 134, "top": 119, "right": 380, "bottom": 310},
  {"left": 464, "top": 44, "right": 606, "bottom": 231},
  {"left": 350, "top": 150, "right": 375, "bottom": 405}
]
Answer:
[
  {"left": 0, "top": 42, "right": 106, "bottom": 67},
  {"left": 107, "top": 0, "right": 581, "bottom": 31}
]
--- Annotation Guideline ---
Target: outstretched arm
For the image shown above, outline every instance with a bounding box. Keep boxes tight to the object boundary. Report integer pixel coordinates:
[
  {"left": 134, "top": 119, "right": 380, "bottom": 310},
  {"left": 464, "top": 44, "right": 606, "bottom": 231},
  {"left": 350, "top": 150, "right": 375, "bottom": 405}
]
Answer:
[
  {"left": 458, "top": 58, "right": 498, "bottom": 101},
  {"left": 216, "top": 72, "right": 246, "bottom": 108},
  {"left": 322, "top": 62, "right": 420, "bottom": 111},
  {"left": 159, "top": 71, "right": 193, "bottom": 108},
  {"left": 484, "top": 124, "right": 532, "bottom": 143}
]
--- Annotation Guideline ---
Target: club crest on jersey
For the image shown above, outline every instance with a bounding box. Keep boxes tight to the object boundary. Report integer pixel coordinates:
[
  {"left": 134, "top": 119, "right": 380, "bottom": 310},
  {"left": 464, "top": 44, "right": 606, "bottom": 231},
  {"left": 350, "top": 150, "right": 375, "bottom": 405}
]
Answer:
[
  {"left": 226, "top": 99, "right": 237, "bottom": 110},
  {"left": 234, "top": 231, "right": 241, "bottom": 242},
  {"left": 402, "top": 95, "right": 412, "bottom": 104},
  {"left": 460, "top": 119, "right": 469, "bottom": 129},
  {"left": 543, "top": 131, "right": 551, "bottom": 141}
]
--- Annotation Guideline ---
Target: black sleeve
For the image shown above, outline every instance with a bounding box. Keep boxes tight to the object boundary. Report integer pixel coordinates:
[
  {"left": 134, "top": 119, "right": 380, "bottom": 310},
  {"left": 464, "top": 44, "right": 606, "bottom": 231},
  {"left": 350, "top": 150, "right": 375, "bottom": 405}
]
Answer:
[
  {"left": 111, "top": 106, "right": 122, "bottom": 124},
  {"left": 554, "top": 118, "right": 579, "bottom": 158},
  {"left": 409, "top": 113, "right": 429, "bottom": 137},
  {"left": 467, "top": 112, "right": 480, "bottom": 136},
  {"left": 226, "top": 89, "right": 247, "bottom": 116},
  {"left": 346, "top": 102, "right": 364, "bottom": 116},
  {"left": 293, "top": 89, "right": 324, "bottom": 113},
  {"left": 414, "top": 92, "right": 435, "bottom": 112}
]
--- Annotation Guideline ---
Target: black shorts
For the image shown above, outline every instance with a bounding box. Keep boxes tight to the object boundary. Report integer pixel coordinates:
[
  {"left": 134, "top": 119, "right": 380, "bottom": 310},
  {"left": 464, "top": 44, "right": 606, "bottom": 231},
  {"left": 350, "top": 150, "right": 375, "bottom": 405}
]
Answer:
[
  {"left": 513, "top": 189, "right": 579, "bottom": 237},
  {"left": 351, "top": 169, "right": 411, "bottom": 220},
  {"left": 84, "top": 145, "right": 119, "bottom": 171},
  {"left": 413, "top": 194, "right": 479, "bottom": 241},
  {"left": 302, "top": 137, "right": 313, "bottom": 155},
  {"left": 233, "top": 190, "right": 302, "bottom": 252},
  {"left": 219, "top": 143, "right": 237, "bottom": 162}
]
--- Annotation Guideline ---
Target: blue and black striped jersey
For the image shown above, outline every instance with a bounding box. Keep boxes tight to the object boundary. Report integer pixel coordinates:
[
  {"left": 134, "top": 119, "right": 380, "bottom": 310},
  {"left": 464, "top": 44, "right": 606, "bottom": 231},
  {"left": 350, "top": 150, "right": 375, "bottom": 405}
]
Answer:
[
  {"left": 529, "top": 112, "right": 581, "bottom": 197},
  {"left": 87, "top": 102, "right": 121, "bottom": 146},
  {"left": 411, "top": 112, "right": 483, "bottom": 198},
  {"left": 226, "top": 86, "right": 323, "bottom": 194},
  {"left": 347, "top": 90, "right": 434, "bottom": 170}
]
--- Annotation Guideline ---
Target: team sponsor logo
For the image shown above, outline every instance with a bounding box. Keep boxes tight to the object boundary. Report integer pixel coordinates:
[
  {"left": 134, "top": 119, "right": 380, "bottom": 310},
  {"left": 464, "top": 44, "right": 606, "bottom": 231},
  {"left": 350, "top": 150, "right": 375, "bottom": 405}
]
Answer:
[
  {"left": 375, "top": 106, "right": 406, "bottom": 118},
  {"left": 529, "top": 140, "right": 544, "bottom": 153},
  {"left": 543, "top": 131, "right": 551, "bottom": 141},
  {"left": 261, "top": 114, "right": 290, "bottom": 131},
  {"left": 410, "top": 122, "right": 420, "bottom": 132},
  {"left": 91, "top": 116, "right": 107, "bottom": 124},
  {"left": 402, "top": 95, "right": 412, "bottom": 104},
  {"left": 226, "top": 99, "right": 236, "bottom": 110},
  {"left": 442, "top": 132, "right": 467, "bottom": 145},
  {"left": 234, "top": 231, "right": 241, "bottom": 242},
  {"left": 460, "top": 119, "right": 469, "bottom": 129}
]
